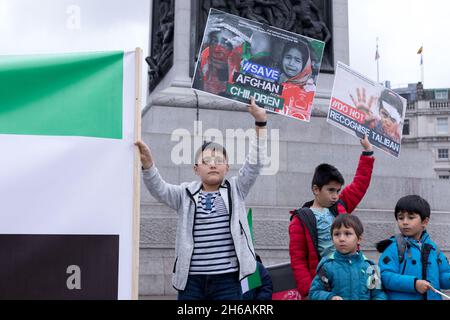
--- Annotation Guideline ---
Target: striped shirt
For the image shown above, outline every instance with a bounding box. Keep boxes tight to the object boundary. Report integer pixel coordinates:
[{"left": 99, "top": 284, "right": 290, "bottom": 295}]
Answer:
[{"left": 189, "top": 190, "right": 238, "bottom": 275}]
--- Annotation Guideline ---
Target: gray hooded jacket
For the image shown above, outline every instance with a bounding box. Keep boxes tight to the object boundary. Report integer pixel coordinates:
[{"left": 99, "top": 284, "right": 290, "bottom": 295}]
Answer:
[{"left": 142, "top": 131, "right": 268, "bottom": 290}]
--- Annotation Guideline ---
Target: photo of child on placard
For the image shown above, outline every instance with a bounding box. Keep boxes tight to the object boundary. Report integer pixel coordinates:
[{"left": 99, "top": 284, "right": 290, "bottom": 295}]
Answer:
[
  {"left": 275, "top": 40, "right": 318, "bottom": 121},
  {"left": 192, "top": 8, "right": 324, "bottom": 123}
]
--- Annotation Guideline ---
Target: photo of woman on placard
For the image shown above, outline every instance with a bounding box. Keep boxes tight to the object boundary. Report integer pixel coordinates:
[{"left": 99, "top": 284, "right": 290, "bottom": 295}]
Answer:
[{"left": 277, "top": 40, "right": 317, "bottom": 121}]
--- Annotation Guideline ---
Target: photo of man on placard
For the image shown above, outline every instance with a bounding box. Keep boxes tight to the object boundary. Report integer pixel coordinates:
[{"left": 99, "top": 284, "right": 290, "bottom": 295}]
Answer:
[
  {"left": 327, "top": 62, "right": 406, "bottom": 158},
  {"left": 351, "top": 88, "right": 404, "bottom": 143}
]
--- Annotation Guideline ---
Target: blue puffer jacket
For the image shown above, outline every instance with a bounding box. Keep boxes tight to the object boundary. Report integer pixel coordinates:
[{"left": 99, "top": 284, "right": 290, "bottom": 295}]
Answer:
[
  {"left": 378, "top": 231, "right": 450, "bottom": 300},
  {"left": 310, "top": 251, "right": 387, "bottom": 300}
]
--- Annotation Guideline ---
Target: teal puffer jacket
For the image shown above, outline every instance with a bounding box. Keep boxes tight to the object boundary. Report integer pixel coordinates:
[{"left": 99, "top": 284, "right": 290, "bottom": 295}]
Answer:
[{"left": 310, "top": 251, "right": 387, "bottom": 300}]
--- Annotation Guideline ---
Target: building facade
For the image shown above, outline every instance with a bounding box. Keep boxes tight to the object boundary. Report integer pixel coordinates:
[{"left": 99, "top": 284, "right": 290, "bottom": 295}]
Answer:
[{"left": 395, "top": 83, "right": 450, "bottom": 180}]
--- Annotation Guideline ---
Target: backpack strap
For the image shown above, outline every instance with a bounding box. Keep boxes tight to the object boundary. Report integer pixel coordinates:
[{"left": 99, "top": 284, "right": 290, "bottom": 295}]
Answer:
[
  {"left": 421, "top": 243, "right": 432, "bottom": 280},
  {"left": 420, "top": 243, "right": 433, "bottom": 301},
  {"left": 436, "top": 245, "right": 443, "bottom": 264},
  {"left": 291, "top": 208, "right": 319, "bottom": 259},
  {"left": 317, "top": 265, "right": 332, "bottom": 292},
  {"left": 329, "top": 199, "right": 348, "bottom": 217},
  {"left": 337, "top": 198, "right": 348, "bottom": 212},
  {"left": 395, "top": 234, "right": 408, "bottom": 264}
]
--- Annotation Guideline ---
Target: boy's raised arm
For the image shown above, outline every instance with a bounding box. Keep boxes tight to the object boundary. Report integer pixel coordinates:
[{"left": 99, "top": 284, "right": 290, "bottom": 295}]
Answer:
[
  {"left": 247, "top": 97, "right": 268, "bottom": 136},
  {"left": 339, "top": 135, "right": 375, "bottom": 213},
  {"left": 235, "top": 97, "right": 268, "bottom": 199}
]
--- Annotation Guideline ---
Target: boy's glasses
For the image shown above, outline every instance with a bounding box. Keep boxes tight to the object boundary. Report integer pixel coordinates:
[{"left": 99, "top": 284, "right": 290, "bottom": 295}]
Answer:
[{"left": 199, "top": 156, "right": 226, "bottom": 165}]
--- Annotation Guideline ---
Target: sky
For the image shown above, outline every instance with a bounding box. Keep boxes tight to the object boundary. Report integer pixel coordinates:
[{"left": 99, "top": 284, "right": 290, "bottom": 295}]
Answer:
[
  {"left": 348, "top": 0, "right": 450, "bottom": 89},
  {"left": 1, "top": 0, "right": 449, "bottom": 91}
]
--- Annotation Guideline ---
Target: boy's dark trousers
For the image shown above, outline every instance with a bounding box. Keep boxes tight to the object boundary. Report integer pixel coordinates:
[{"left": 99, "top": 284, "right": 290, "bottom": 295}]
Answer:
[{"left": 177, "top": 272, "right": 242, "bottom": 300}]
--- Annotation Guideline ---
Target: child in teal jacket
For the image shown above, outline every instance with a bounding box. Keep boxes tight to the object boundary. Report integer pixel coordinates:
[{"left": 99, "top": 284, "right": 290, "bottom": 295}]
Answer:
[{"left": 310, "top": 214, "right": 386, "bottom": 300}]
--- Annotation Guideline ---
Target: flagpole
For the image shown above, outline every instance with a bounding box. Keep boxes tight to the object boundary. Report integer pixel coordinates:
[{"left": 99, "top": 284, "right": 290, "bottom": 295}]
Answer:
[
  {"left": 418, "top": 44, "right": 424, "bottom": 85},
  {"left": 132, "top": 47, "right": 143, "bottom": 300},
  {"left": 421, "top": 44, "right": 424, "bottom": 85},
  {"left": 376, "top": 37, "right": 380, "bottom": 83}
]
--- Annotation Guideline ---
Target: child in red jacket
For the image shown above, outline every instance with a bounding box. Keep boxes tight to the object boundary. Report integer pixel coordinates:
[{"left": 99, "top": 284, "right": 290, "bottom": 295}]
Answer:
[{"left": 288, "top": 135, "right": 374, "bottom": 299}]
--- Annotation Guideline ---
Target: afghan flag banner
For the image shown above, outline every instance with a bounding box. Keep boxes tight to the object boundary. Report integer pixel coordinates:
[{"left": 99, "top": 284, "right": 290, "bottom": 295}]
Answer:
[
  {"left": 241, "top": 208, "right": 262, "bottom": 294},
  {"left": 0, "top": 50, "right": 141, "bottom": 299}
]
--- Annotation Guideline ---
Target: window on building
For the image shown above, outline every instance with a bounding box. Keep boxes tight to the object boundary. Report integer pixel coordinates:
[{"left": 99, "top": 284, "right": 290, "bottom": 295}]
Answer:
[
  {"left": 403, "top": 119, "right": 410, "bottom": 135},
  {"left": 437, "top": 117, "right": 448, "bottom": 134},
  {"left": 439, "top": 175, "right": 450, "bottom": 180},
  {"left": 435, "top": 89, "right": 448, "bottom": 100},
  {"left": 438, "top": 148, "right": 449, "bottom": 159}
]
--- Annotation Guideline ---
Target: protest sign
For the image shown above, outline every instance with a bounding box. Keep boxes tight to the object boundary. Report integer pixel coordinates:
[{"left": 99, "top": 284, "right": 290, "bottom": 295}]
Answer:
[
  {"left": 192, "top": 8, "right": 325, "bottom": 122},
  {"left": 327, "top": 62, "right": 406, "bottom": 157}
]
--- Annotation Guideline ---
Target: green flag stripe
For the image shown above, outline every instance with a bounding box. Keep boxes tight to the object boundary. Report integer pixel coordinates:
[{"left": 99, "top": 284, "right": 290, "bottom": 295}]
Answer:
[
  {"left": 247, "top": 265, "right": 262, "bottom": 289},
  {"left": 246, "top": 208, "right": 262, "bottom": 289},
  {"left": 0, "top": 51, "right": 123, "bottom": 139},
  {"left": 247, "top": 208, "right": 254, "bottom": 243}
]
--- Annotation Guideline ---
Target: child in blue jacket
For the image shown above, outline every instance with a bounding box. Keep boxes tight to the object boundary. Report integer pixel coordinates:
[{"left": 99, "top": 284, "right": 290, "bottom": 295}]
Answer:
[
  {"left": 310, "top": 214, "right": 386, "bottom": 300},
  {"left": 377, "top": 195, "right": 450, "bottom": 300}
]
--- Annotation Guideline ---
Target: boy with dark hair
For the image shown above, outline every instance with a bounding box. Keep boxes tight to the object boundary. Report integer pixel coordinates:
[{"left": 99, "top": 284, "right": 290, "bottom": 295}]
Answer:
[
  {"left": 377, "top": 195, "right": 450, "bottom": 300},
  {"left": 289, "top": 136, "right": 375, "bottom": 299},
  {"left": 311, "top": 164, "right": 345, "bottom": 193},
  {"left": 309, "top": 214, "right": 386, "bottom": 300},
  {"left": 135, "top": 97, "right": 268, "bottom": 300}
]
